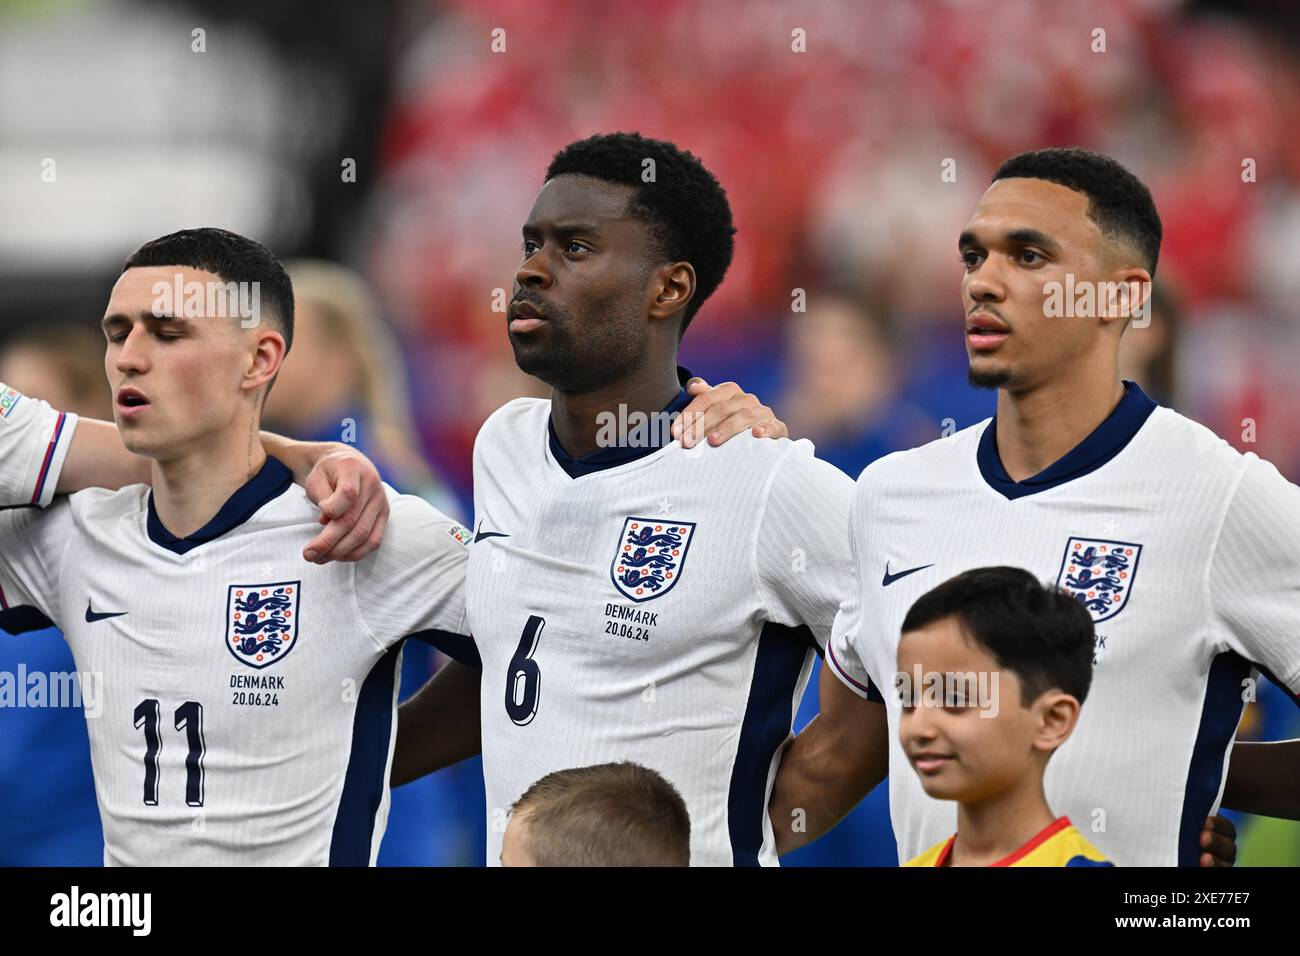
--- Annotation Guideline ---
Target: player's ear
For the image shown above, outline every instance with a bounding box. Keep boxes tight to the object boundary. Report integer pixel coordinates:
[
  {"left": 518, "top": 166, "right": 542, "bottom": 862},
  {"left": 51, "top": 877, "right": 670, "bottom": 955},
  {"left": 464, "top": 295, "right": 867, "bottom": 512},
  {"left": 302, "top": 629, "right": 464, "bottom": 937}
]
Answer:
[
  {"left": 648, "top": 261, "right": 696, "bottom": 324},
  {"left": 244, "top": 327, "right": 286, "bottom": 394},
  {"left": 1033, "top": 691, "right": 1080, "bottom": 753},
  {"left": 1102, "top": 268, "right": 1151, "bottom": 330}
]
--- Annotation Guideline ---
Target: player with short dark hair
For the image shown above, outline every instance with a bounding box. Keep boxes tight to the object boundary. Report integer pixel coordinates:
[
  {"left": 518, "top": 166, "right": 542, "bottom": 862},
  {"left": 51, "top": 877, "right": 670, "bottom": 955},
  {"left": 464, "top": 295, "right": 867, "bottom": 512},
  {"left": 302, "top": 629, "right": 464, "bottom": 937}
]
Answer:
[
  {"left": 0, "top": 227, "right": 473, "bottom": 864},
  {"left": 123, "top": 226, "right": 297, "bottom": 355},
  {"left": 896, "top": 567, "right": 1111, "bottom": 866},
  {"left": 502, "top": 761, "right": 691, "bottom": 867},
  {"left": 990, "top": 147, "right": 1161, "bottom": 279},
  {"left": 394, "top": 131, "right": 846, "bottom": 867},
  {"left": 772, "top": 147, "right": 1300, "bottom": 866}
]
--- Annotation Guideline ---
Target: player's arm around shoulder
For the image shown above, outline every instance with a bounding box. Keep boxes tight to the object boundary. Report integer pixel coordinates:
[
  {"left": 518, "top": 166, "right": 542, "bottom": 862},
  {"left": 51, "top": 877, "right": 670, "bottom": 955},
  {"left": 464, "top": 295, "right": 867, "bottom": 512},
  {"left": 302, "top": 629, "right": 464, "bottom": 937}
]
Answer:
[
  {"left": 752, "top": 440, "right": 855, "bottom": 634},
  {"left": 1207, "top": 456, "right": 1300, "bottom": 827},
  {"left": 391, "top": 654, "right": 482, "bottom": 787},
  {"left": 0, "top": 494, "right": 77, "bottom": 632},
  {"left": 770, "top": 659, "right": 889, "bottom": 856},
  {"left": 367, "top": 495, "right": 483, "bottom": 787},
  {"left": 348, "top": 490, "right": 471, "bottom": 649},
  {"left": 766, "top": 453, "right": 890, "bottom": 855}
]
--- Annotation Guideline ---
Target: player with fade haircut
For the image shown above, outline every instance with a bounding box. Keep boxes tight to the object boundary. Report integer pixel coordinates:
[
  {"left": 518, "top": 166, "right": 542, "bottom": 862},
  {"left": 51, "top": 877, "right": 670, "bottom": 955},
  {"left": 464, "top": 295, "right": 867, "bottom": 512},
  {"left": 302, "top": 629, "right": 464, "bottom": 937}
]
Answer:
[
  {"left": 0, "top": 227, "right": 474, "bottom": 865},
  {"left": 771, "top": 147, "right": 1300, "bottom": 867},
  {"left": 393, "top": 131, "right": 853, "bottom": 867},
  {"left": 896, "top": 567, "right": 1110, "bottom": 867},
  {"left": 501, "top": 761, "right": 691, "bottom": 867}
]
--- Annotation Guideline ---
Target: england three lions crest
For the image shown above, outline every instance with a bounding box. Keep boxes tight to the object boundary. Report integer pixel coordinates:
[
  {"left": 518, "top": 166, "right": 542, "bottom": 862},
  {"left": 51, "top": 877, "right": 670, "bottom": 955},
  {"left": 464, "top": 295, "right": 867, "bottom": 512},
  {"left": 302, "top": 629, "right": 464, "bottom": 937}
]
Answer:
[
  {"left": 610, "top": 517, "right": 696, "bottom": 603},
  {"left": 1056, "top": 538, "right": 1142, "bottom": 623},
  {"left": 226, "top": 581, "right": 300, "bottom": 668}
]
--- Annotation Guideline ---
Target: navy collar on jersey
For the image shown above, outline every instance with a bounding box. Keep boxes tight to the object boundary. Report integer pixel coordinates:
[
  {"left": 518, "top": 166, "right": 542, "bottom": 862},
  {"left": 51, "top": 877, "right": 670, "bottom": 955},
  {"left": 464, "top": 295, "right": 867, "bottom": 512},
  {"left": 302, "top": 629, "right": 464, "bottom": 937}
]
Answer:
[
  {"left": 548, "top": 367, "right": 695, "bottom": 480},
  {"left": 147, "top": 455, "right": 294, "bottom": 555},
  {"left": 977, "top": 380, "right": 1158, "bottom": 500}
]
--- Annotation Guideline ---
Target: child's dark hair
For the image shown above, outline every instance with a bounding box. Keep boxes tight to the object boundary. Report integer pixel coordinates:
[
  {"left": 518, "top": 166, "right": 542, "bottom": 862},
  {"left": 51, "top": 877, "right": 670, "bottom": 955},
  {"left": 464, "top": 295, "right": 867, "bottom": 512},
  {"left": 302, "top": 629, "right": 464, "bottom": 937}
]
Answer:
[{"left": 901, "top": 566, "right": 1095, "bottom": 706}]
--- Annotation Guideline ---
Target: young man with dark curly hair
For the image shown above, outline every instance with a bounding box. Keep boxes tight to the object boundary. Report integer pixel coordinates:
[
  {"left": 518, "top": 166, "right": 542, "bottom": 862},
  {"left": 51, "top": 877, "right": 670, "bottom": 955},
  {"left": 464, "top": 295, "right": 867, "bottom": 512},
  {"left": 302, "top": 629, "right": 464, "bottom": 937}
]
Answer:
[{"left": 394, "top": 132, "right": 852, "bottom": 867}]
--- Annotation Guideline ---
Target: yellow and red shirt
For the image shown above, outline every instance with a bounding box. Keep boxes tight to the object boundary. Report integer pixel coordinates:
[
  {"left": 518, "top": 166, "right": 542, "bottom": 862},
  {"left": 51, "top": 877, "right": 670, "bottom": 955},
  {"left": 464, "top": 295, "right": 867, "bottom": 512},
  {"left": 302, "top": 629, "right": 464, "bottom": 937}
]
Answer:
[{"left": 904, "top": 816, "right": 1112, "bottom": 867}]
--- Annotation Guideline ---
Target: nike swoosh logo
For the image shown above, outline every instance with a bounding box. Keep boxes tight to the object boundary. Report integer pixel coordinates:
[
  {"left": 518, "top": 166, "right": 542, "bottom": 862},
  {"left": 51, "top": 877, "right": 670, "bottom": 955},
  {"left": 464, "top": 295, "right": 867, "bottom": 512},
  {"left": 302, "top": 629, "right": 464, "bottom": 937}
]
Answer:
[
  {"left": 473, "top": 521, "right": 510, "bottom": 544},
  {"left": 881, "top": 563, "right": 934, "bottom": 587},
  {"left": 85, "top": 600, "right": 128, "bottom": 623}
]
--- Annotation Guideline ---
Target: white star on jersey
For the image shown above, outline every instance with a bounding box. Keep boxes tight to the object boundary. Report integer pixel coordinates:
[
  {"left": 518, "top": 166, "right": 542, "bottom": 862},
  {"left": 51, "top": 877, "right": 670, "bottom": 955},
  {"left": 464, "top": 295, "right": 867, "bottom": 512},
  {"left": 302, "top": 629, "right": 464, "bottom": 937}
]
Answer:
[
  {"left": 0, "top": 390, "right": 470, "bottom": 865},
  {"left": 828, "top": 383, "right": 1300, "bottom": 866}
]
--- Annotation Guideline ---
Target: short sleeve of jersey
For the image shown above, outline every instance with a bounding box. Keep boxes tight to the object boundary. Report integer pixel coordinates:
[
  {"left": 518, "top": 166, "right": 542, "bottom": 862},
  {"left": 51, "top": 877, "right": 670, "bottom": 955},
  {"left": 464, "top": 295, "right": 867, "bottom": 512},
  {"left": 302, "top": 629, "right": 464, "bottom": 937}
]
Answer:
[
  {"left": 825, "top": 474, "right": 884, "bottom": 702},
  {"left": 0, "top": 498, "right": 75, "bottom": 626},
  {"left": 1209, "top": 456, "right": 1300, "bottom": 701},
  {"left": 0, "top": 387, "right": 78, "bottom": 507},
  {"left": 754, "top": 442, "right": 854, "bottom": 649},
  {"left": 352, "top": 490, "right": 470, "bottom": 650}
]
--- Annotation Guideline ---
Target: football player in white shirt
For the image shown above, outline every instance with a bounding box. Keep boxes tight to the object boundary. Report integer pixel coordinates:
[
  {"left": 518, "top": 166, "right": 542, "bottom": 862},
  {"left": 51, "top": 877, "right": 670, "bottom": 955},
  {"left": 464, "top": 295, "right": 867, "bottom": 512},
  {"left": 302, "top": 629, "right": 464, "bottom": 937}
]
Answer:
[
  {"left": 393, "top": 132, "right": 846, "bottom": 866},
  {"left": 0, "top": 228, "right": 472, "bottom": 865},
  {"left": 770, "top": 147, "right": 1299, "bottom": 866}
]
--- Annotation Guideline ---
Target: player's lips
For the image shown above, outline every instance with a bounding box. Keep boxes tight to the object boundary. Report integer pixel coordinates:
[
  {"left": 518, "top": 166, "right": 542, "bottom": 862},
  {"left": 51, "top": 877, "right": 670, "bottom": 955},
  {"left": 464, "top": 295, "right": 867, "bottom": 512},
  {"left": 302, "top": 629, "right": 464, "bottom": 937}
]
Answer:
[
  {"left": 966, "top": 311, "right": 1010, "bottom": 351},
  {"left": 116, "top": 386, "right": 150, "bottom": 418},
  {"left": 508, "top": 300, "right": 548, "bottom": 334},
  {"left": 909, "top": 751, "right": 956, "bottom": 774}
]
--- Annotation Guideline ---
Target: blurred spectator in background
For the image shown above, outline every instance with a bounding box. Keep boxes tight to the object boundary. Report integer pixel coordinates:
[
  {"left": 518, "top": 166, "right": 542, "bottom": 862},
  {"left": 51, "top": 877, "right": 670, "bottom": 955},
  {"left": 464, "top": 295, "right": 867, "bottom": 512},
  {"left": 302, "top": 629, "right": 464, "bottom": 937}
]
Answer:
[
  {"left": 778, "top": 286, "right": 934, "bottom": 479},
  {"left": 263, "top": 260, "right": 484, "bottom": 866},
  {"left": 265, "top": 260, "right": 461, "bottom": 518},
  {"left": 0, "top": 324, "right": 107, "bottom": 865}
]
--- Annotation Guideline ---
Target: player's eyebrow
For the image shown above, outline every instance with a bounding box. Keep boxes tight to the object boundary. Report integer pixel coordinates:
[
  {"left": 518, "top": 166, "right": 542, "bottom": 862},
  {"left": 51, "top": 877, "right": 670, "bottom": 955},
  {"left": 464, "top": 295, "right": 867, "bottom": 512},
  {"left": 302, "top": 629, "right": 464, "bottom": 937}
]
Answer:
[
  {"left": 522, "top": 220, "right": 602, "bottom": 237},
  {"left": 958, "top": 227, "right": 1060, "bottom": 252},
  {"left": 100, "top": 310, "right": 187, "bottom": 329},
  {"left": 1005, "top": 227, "right": 1059, "bottom": 251}
]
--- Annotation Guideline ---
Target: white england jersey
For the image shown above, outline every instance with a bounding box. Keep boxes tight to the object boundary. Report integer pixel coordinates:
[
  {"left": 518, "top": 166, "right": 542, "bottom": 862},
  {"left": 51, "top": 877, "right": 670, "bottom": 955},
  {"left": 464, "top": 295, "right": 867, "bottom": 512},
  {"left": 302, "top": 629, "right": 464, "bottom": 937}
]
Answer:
[
  {"left": 0, "top": 425, "right": 469, "bottom": 865},
  {"left": 828, "top": 382, "right": 1300, "bottom": 866},
  {"left": 467, "top": 396, "right": 853, "bottom": 866}
]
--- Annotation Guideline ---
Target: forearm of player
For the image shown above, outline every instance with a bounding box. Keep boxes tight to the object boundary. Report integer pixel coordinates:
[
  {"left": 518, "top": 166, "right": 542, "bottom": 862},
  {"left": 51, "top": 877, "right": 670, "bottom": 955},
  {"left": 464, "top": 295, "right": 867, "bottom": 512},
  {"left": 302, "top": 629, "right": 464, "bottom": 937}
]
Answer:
[
  {"left": 390, "top": 659, "right": 483, "bottom": 787},
  {"left": 56, "top": 421, "right": 331, "bottom": 493},
  {"left": 769, "top": 676, "right": 888, "bottom": 855},
  {"left": 1220, "top": 739, "right": 1300, "bottom": 820},
  {"left": 55, "top": 417, "right": 150, "bottom": 494}
]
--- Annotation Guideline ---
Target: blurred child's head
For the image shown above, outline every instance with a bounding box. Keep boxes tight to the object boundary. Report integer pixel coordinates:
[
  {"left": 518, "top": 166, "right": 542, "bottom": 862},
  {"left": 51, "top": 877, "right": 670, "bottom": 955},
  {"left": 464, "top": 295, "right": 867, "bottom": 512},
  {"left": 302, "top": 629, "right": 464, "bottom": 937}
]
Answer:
[
  {"left": 502, "top": 761, "right": 691, "bottom": 867},
  {"left": 896, "top": 566, "right": 1095, "bottom": 803}
]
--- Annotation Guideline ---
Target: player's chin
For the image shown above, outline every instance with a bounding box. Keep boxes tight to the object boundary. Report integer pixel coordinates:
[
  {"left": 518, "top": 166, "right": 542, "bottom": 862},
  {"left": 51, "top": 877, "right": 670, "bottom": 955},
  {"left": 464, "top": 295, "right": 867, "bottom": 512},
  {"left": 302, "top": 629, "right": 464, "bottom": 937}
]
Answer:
[
  {"left": 117, "top": 424, "right": 167, "bottom": 458},
  {"left": 510, "top": 340, "right": 566, "bottom": 382},
  {"left": 966, "top": 356, "right": 1014, "bottom": 391}
]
